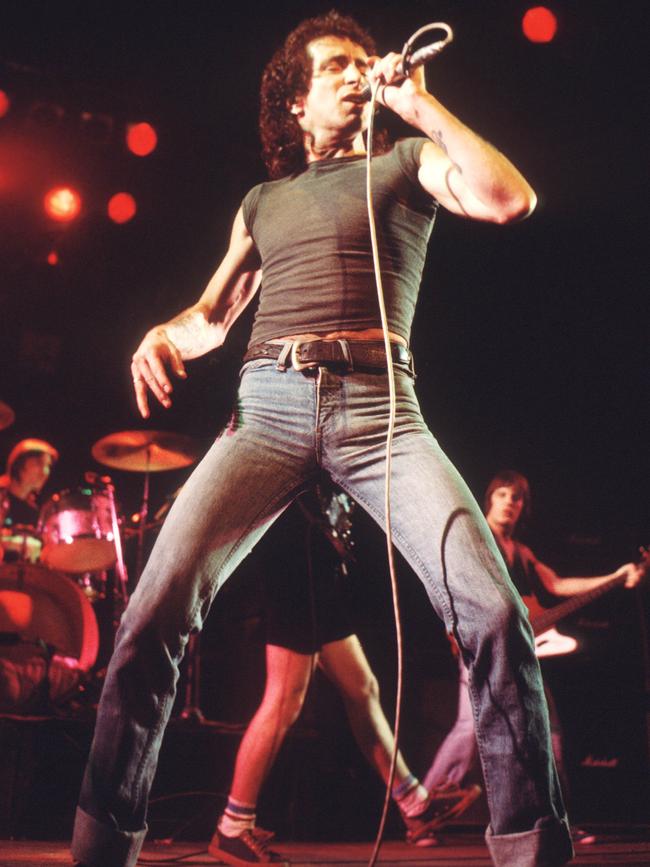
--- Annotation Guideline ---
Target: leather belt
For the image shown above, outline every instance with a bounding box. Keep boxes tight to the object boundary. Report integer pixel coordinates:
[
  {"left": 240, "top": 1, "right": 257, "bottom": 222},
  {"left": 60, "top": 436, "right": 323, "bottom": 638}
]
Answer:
[{"left": 242, "top": 339, "right": 413, "bottom": 374}]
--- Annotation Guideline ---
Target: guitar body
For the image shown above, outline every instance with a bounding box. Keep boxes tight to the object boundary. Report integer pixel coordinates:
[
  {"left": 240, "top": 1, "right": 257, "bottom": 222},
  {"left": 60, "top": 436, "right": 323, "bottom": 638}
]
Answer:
[
  {"left": 520, "top": 545, "right": 648, "bottom": 658},
  {"left": 521, "top": 594, "right": 578, "bottom": 658},
  {"left": 534, "top": 627, "right": 578, "bottom": 658},
  {"left": 520, "top": 592, "right": 546, "bottom": 622}
]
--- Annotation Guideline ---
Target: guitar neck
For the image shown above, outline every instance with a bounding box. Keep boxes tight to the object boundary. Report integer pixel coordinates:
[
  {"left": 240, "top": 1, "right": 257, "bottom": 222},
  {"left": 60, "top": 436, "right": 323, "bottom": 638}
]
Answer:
[{"left": 530, "top": 573, "right": 627, "bottom": 636}]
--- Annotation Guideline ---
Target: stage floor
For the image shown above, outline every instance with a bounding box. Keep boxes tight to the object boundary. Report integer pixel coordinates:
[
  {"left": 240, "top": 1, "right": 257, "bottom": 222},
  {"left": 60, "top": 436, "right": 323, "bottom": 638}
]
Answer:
[{"left": 1, "top": 831, "right": 650, "bottom": 866}]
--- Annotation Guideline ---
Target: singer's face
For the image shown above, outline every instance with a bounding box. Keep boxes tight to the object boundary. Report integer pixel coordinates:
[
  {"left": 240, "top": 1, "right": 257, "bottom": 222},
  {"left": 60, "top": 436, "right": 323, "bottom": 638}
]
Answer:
[{"left": 291, "top": 36, "right": 371, "bottom": 141}]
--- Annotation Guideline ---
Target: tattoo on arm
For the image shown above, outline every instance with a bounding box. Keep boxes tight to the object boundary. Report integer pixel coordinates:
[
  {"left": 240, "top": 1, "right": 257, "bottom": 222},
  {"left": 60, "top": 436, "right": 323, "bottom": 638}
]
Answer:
[
  {"left": 429, "top": 128, "right": 449, "bottom": 155},
  {"left": 430, "top": 127, "right": 464, "bottom": 187}
]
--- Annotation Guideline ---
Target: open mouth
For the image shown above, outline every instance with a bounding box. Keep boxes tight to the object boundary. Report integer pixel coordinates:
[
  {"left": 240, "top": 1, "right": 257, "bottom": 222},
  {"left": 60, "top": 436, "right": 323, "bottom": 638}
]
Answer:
[{"left": 343, "top": 92, "right": 367, "bottom": 104}]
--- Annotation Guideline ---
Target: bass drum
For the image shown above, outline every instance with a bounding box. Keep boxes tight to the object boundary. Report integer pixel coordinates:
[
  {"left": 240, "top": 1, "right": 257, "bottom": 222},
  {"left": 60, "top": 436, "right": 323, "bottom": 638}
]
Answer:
[
  {"left": 39, "top": 487, "right": 117, "bottom": 573},
  {"left": 0, "top": 562, "right": 99, "bottom": 711}
]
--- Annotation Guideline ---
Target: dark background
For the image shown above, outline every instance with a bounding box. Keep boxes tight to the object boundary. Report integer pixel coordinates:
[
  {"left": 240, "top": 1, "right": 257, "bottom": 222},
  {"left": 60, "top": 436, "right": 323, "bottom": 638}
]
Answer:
[
  {"left": 0, "top": 0, "right": 648, "bottom": 833},
  {"left": 1, "top": 0, "right": 647, "bottom": 553}
]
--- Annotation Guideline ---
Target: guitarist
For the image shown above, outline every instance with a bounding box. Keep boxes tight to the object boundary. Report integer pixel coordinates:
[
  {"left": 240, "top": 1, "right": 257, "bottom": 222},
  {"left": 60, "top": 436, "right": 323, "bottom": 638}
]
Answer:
[
  {"left": 423, "top": 469, "right": 642, "bottom": 821},
  {"left": 483, "top": 470, "right": 641, "bottom": 610}
]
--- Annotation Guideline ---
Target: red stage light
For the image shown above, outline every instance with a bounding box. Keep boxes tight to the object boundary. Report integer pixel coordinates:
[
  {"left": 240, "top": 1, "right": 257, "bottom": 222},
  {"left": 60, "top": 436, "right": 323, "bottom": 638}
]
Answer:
[
  {"left": 44, "top": 186, "right": 82, "bottom": 222},
  {"left": 46, "top": 250, "right": 60, "bottom": 266},
  {"left": 522, "top": 6, "right": 558, "bottom": 43},
  {"left": 126, "top": 122, "right": 158, "bottom": 156},
  {"left": 0, "top": 90, "right": 10, "bottom": 118},
  {"left": 108, "top": 192, "right": 137, "bottom": 224}
]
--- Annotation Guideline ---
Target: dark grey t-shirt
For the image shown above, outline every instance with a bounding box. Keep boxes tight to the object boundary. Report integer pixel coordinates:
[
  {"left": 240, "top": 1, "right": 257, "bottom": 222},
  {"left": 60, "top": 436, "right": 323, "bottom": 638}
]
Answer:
[{"left": 242, "top": 137, "right": 437, "bottom": 347}]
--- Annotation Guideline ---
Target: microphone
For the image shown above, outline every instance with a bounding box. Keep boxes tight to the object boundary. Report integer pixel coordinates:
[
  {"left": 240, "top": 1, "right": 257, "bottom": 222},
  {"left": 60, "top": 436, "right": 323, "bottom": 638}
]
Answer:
[{"left": 357, "top": 23, "right": 454, "bottom": 102}]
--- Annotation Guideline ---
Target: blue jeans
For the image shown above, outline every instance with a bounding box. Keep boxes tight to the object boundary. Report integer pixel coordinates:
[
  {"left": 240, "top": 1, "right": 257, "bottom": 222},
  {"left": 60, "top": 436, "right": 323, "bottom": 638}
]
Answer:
[
  {"left": 72, "top": 361, "right": 572, "bottom": 867},
  {"left": 425, "top": 658, "right": 568, "bottom": 800}
]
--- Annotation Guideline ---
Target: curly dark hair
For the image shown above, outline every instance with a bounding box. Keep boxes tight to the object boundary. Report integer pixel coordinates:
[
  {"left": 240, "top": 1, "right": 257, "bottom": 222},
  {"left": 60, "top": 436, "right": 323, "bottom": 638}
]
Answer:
[{"left": 260, "top": 10, "right": 385, "bottom": 179}]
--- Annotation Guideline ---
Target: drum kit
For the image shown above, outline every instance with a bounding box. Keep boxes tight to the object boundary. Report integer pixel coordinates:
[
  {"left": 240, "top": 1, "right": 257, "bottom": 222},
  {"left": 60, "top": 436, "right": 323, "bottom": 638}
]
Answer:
[{"left": 0, "top": 404, "right": 201, "bottom": 713}]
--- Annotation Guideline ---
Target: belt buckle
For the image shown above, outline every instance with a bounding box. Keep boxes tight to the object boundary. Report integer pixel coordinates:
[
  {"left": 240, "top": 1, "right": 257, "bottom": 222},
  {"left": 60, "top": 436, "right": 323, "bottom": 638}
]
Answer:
[{"left": 290, "top": 340, "right": 318, "bottom": 371}]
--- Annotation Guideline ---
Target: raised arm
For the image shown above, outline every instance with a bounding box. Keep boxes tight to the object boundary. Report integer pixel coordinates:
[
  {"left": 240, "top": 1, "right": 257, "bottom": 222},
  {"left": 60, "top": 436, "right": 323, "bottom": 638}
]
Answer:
[
  {"left": 131, "top": 206, "right": 261, "bottom": 418},
  {"left": 367, "top": 55, "right": 537, "bottom": 223}
]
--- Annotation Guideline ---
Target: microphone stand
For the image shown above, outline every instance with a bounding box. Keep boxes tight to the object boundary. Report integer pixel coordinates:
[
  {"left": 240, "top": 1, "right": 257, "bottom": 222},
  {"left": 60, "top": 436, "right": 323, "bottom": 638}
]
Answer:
[
  {"left": 135, "top": 449, "right": 151, "bottom": 582},
  {"left": 103, "top": 476, "right": 129, "bottom": 607},
  {"left": 178, "top": 632, "right": 206, "bottom": 724}
]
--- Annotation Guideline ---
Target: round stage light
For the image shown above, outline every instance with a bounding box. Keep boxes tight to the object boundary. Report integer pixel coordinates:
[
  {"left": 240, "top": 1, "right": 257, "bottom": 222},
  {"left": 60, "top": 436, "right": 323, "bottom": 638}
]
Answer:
[
  {"left": 522, "top": 6, "right": 558, "bottom": 43},
  {"left": 0, "top": 90, "right": 10, "bottom": 118},
  {"left": 44, "top": 186, "right": 82, "bottom": 222},
  {"left": 108, "top": 192, "right": 137, "bottom": 224},
  {"left": 126, "top": 122, "right": 158, "bottom": 156}
]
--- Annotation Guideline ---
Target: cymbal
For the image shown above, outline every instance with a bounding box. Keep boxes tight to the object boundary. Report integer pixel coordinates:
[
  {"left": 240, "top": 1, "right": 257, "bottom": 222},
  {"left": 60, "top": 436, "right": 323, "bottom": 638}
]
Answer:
[
  {"left": 0, "top": 400, "right": 15, "bottom": 431},
  {"left": 91, "top": 430, "right": 201, "bottom": 472}
]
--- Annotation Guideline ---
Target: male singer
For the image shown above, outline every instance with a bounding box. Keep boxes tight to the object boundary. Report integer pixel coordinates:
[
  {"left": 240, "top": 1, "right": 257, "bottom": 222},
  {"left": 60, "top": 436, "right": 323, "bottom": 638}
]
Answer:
[{"left": 72, "top": 11, "right": 572, "bottom": 867}]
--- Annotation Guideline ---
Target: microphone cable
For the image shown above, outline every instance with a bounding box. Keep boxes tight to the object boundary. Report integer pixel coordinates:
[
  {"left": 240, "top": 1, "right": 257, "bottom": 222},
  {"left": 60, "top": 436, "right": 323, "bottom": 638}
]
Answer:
[{"left": 363, "top": 22, "right": 452, "bottom": 867}]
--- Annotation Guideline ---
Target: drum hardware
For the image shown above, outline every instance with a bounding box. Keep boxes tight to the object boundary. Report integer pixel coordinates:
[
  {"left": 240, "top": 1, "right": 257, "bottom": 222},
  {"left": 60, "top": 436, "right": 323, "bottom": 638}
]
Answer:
[
  {"left": 90, "top": 432, "right": 205, "bottom": 719},
  {"left": 0, "top": 400, "right": 15, "bottom": 431},
  {"left": 179, "top": 632, "right": 206, "bottom": 723},
  {"left": 123, "top": 520, "right": 164, "bottom": 538},
  {"left": 149, "top": 483, "right": 206, "bottom": 724},
  {"left": 153, "top": 484, "right": 184, "bottom": 523},
  {"left": 105, "top": 473, "right": 204, "bottom": 722},
  {"left": 76, "top": 570, "right": 108, "bottom": 602},
  {"left": 91, "top": 430, "right": 200, "bottom": 581},
  {"left": 84, "top": 472, "right": 129, "bottom": 606},
  {"left": 136, "top": 456, "right": 151, "bottom": 584}
]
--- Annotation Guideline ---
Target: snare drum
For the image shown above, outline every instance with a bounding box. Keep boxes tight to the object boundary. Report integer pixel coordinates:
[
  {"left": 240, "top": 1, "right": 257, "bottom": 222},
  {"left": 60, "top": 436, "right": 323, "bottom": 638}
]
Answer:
[{"left": 39, "top": 487, "right": 118, "bottom": 573}]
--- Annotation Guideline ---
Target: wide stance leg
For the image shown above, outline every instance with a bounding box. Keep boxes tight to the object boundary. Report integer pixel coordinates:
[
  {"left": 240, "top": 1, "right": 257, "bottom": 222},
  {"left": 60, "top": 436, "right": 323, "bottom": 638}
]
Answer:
[
  {"left": 72, "top": 365, "right": 321, "bottom": 867},
  {"left": 319, "top": 368, "right": 573, "bottom": 867}
]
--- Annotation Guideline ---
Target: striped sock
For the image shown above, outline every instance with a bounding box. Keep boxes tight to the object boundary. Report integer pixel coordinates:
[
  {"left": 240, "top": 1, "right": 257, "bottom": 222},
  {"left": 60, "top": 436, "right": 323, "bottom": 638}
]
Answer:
[
  {"left": 393, "top": 774, "right": 429, "bottom": 818},
  {"left": 217, "top": 797, "right": 256, "bottom": 838}
]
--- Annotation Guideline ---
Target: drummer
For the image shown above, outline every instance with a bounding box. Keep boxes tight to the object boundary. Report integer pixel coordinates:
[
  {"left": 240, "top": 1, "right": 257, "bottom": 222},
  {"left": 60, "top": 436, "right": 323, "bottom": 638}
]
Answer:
[{"left": 0, "top": 438, "right": 59, "bottom": 562}]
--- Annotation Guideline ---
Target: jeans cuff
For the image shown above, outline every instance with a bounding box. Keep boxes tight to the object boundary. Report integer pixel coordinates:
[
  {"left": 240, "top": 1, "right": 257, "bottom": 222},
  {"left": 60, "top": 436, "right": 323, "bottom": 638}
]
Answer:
[
  {"left": 71, "top": 806, "right": 147, "bottom": 867},
  {"left": 485, "top": 815, "right": 574, "bottom": 867}
]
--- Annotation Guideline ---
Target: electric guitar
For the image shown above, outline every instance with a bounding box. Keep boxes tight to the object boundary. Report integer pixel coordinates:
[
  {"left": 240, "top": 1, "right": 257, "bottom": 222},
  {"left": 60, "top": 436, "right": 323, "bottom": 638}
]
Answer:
[
  {"left": 523, "top": 548, "right": 648, "bottom": 658},
  {"left": 297, "top": 483, "right": 356, "bottom": 565}
]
